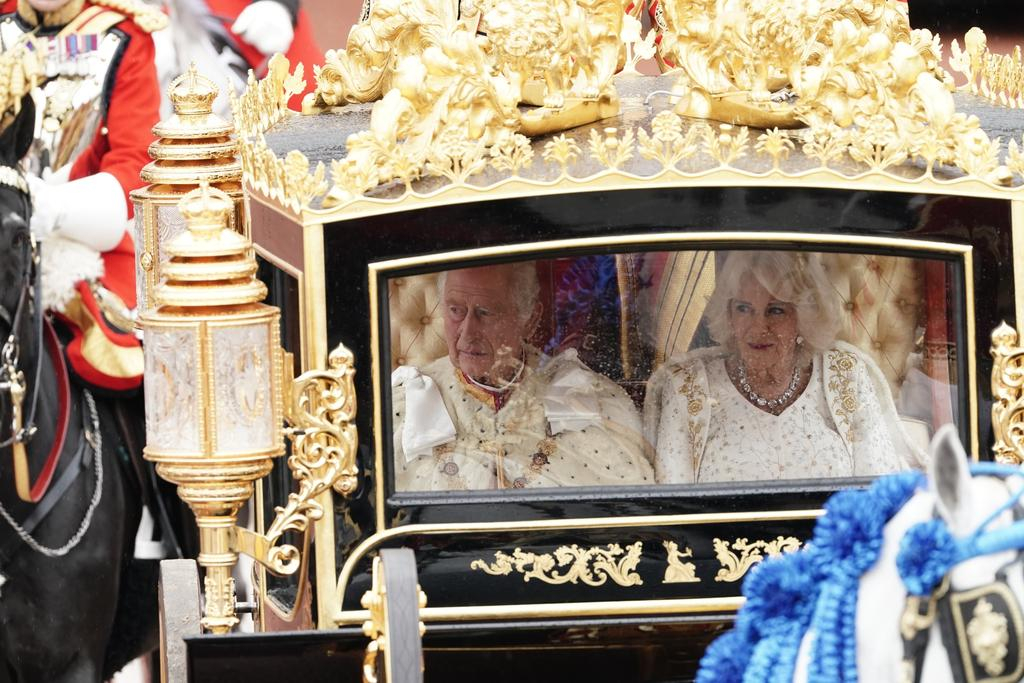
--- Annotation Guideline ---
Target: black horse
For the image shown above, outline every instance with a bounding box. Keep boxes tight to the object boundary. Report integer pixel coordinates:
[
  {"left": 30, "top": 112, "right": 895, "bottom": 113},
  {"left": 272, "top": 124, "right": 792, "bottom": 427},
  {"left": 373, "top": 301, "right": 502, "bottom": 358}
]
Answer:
[{"left": 0, "top": 95, "right": 165, "bottom": 682}]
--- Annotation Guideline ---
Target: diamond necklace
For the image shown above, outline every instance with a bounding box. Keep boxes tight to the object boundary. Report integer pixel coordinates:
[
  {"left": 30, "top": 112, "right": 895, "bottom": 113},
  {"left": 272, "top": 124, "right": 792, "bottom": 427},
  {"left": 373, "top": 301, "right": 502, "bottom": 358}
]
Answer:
[{"left": 735, "top": 361, "right": 801, "bottom": 411}]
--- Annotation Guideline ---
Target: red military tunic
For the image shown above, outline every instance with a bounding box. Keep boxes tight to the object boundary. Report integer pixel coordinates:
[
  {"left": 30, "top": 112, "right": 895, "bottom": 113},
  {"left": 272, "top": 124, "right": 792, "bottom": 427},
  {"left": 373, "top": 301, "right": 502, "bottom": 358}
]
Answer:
[
  {"left": 1, "top": 0, "right": 163, "bottom": 391},
  {"left": 204, "top": 0, "right": 322, "bottom": 109}
]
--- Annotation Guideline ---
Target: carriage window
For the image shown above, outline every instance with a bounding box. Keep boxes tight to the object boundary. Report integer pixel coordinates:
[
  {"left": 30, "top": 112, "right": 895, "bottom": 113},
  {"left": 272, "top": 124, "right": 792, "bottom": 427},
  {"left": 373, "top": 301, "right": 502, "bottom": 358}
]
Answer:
[{"left": 386, "top": 249, "right": 964, "bottom": 492}]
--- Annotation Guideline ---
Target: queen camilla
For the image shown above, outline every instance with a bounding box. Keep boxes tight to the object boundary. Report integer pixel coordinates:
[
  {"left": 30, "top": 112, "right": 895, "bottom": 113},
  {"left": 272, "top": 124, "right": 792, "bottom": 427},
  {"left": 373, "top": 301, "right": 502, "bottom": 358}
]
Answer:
[{"left": 645, "top": 251, "right": 924, "bottom": 484}]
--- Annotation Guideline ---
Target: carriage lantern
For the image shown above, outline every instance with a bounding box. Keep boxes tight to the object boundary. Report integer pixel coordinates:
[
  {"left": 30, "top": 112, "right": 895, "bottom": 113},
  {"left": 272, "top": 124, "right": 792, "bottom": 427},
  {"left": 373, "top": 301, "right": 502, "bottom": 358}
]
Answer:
[
  {"left": 139, "top": 181, "right": 282, "bottom": 633},
  {"left": 139, "top": 178, "right": 360, "bottom": 634},
  {"left": 130, "top": 64, "right": 245, "bottom": 315}
]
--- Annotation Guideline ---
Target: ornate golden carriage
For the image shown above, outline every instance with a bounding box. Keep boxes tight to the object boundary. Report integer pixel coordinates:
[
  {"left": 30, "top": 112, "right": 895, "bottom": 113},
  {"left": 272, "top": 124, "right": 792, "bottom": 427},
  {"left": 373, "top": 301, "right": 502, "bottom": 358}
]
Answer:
[{"left": 138, "top": 1, "right": 1024, "bottom": 680}]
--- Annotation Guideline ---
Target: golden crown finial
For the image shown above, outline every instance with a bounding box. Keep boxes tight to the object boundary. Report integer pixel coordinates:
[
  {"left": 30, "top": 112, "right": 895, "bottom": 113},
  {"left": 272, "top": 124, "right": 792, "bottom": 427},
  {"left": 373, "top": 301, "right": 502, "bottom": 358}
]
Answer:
[
  {"left": 179, "top": 181, "right": 233, "bottom": 237},
  {"left": 158, "top": 181, "right": 263, "bottom": 307},
  {"left": 168, "top": 62, "right": 219, "bottom": 117}
]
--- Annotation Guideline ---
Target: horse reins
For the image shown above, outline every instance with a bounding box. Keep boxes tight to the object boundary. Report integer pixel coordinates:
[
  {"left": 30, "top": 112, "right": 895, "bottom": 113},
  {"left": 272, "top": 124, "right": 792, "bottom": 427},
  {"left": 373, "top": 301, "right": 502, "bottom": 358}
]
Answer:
[{"left": 0, "top": 167, "right": 67, "bottom": 503}]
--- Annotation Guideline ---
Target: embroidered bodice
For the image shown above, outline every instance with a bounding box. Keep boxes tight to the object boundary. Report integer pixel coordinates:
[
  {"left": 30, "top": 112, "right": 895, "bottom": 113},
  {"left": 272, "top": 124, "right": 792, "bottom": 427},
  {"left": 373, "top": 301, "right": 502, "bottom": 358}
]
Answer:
[{"left": 648, "top": 343, "right": 920, "bottom": 484}]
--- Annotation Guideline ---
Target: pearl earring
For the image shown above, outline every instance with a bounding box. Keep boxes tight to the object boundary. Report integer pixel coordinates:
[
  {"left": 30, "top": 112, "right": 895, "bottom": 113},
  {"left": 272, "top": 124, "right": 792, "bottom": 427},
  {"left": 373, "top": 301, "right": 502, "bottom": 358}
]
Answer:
[{"left": 796, "top": 335, "right": 805, "bottom": 345}]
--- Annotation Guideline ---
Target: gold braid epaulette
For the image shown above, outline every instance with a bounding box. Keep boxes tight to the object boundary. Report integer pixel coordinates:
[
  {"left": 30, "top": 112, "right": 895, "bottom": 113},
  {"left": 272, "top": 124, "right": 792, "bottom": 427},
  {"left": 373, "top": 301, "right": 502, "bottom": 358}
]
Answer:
[
  {"left": 87, "top": 0, "right": 168, "bottom": 33},
  {"left": 0, "top": 37, "right": 43, "bottom": 132}
]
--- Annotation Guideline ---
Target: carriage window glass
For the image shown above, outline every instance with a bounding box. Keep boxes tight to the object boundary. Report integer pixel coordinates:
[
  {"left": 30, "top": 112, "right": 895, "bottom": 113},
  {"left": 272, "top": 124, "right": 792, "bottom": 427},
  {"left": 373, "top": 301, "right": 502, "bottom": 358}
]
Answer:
[{"left": 386, "top": 249, "right": 964, "bottom": 492}]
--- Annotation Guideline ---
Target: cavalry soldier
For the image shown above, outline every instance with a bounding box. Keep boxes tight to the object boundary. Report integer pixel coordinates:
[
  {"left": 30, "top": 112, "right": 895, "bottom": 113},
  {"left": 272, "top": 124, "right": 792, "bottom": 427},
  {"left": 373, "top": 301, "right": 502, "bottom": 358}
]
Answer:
[{"left": 0, "top": 0, "right": 166, "bottom": 393}]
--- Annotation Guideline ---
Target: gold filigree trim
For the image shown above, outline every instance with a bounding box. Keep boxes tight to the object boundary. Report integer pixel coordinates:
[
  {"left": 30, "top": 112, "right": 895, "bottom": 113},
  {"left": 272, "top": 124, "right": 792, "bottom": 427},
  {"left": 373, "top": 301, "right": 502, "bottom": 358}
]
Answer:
[
  {"left": 257, "top": 344, "right": 359, "bottom": 575},
  {"left": 713, "top": 536, "right": 801, "bottom": 582},
  {"left": 662, "top": 541, "right": 700, "bottom": 584},
  {"left": 990, "top": 323, "right": 1024, "bottom": 465},
  {"left": 471, "top": 542, "right": 644, "bottom": 587}
]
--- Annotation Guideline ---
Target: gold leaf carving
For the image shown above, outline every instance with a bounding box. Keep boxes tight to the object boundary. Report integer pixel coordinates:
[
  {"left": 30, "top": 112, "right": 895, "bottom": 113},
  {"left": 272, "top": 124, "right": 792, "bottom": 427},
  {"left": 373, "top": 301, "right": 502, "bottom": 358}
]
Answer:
[
  {"left": 425, "top": 129, "right": 489, "bottom": 184},
  {"left": 1008, "top": 138, "right": 1024, "bottom": 179},
  {"left": 231, "top": 54, "right": 304, "bottom": 140},
  {"left": 490, "top": 134, "right": 535, "bottom": 175},
  {"left": 637, "top": 111, "right": 702, "bottom": 169},
  {"left": 713, "top": 536, "right": 801, "bottom": 583},
  {"left": 703, "top": 124, "right": 748, "bottom": 167},
  {"left": 589, "top": 127, "right": 635, "bottom": 169},
  {"left": 662, "top": 541, "right": 700, "bottom": 584},
  {"left": 846, "top": 115, "right": 907, "bottom": 172},
  {"left": 755, "top": 128, "right": 796, "bottom": 170},
  {"left": 261, "top": 344, "right": 359, "bottom": 575},
  {"left": 801, "top": 125, "right": 849, "bottom": 168},
  {"left": 991, "top": 323, "right": 1024, "bottom": 465},
  {"left": 542, "top": 134, "right": 582, "bottom": 176},
  {"left": 950, "top": 29, "right": 1023, "bottom": 109},
  {"left": 471, "top": 542, "right": 644, "bottom": 588}
]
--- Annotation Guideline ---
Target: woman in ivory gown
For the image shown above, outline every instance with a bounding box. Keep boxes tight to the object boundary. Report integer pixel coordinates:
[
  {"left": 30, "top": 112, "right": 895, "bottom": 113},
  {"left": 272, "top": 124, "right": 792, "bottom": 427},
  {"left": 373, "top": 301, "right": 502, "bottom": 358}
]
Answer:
[{"left": 646, "top": 251, "right": 923, "bottom": 484}]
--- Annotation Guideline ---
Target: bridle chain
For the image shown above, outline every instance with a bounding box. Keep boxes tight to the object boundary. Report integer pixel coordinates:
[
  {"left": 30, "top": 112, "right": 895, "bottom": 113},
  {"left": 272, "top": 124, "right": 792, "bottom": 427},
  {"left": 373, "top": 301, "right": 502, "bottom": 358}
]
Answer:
[{"left": 0, "top": 390, "right": 103, "bottom": 557}]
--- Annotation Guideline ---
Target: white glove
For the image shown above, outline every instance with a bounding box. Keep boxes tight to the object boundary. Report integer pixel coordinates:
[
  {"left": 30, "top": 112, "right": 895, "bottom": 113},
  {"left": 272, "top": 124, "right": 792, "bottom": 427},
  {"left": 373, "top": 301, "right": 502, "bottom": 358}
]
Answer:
[
  {"left": 231, "top": 1, "right": 294, "bottom": 57},
  {"left": 27, "top": 172, "right": 128, "bottom": 252}
]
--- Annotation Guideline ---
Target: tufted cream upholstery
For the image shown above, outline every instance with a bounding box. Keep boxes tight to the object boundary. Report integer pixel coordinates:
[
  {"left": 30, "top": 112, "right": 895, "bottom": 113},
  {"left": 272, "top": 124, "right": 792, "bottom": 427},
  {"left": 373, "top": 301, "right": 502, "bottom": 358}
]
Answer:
[
  {"left": 388, "top": 274, "right": 448, "bottom": 371},
  {"left": 822, "top": 254, "right": 923, "bottom": 398}
]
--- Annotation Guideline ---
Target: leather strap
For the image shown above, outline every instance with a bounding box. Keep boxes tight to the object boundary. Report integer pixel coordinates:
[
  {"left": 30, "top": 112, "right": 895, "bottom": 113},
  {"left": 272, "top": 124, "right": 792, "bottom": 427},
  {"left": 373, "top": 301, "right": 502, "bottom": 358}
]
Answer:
[
  {"left": 11, "top": 319, "right": 71, "bottom": 503},
  {"left": 29, "top": 320, "right": 70, "bottom": 501},
  {"left": 0, "top": 391, "right": 92, "bottom": 567}
]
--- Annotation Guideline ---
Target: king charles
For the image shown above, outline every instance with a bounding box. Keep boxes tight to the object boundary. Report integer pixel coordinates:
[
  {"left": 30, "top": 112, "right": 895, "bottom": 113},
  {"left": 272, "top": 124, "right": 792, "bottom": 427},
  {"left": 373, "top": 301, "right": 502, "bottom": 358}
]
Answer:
[{"left": 392, "top": 262, "right": 653, "bottom": 492}]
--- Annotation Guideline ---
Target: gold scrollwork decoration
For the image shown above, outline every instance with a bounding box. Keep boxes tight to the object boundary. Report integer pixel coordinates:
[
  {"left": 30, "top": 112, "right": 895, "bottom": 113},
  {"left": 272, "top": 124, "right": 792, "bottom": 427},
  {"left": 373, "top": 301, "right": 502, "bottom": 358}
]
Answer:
[
  {"left": 250, "top": 343, "right": 358, "bottom": 575},
  {"left": 991, "top": 322, "right": 1024, "bottom": 465},
  {"left": 662, "top": 541, "right": 700, "bottom": 584},
  {"left": 471, "top": 542, "right": 644, "bottom": 587},
  {"left": 713, "top": 536, "right": 801, "bottom": 583}
]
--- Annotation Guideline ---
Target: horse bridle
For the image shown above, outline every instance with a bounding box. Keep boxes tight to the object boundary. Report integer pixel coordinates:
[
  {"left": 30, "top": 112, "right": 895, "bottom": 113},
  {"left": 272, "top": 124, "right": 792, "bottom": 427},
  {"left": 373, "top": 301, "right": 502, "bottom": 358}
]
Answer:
[
  {"left": 900, "top": 465, "right": 1024, "bottom": 683},
  {"left": 0, "top": 167, "right": 44, "bottom": 459}
]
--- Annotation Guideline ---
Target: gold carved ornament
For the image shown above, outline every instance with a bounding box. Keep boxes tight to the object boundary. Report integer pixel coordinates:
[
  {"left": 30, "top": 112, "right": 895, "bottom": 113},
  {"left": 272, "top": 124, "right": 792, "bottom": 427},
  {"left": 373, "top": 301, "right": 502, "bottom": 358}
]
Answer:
[
  {"left": 713, "top": 536, "right": 801, "bottom": 583},
  {"left": 294, "top": 0, "right": 628, "bottom": 206},
  {"left": 990, "top": 322, "right": 1024, "bottom": 465},
  {"left": 951, "top": 29, "right": 1023, "bottom": 110},
  {"left": 233, "top": 344, "right": 362, "bottom": 576},
  {"left": 471, "top": 542, "right": 644, "bottom": 587},
  {"left": 662, "top": 540, "right": 700, "bottom": 584},
  {"left": 230, "top": 6, "right": 1024, "bottom": 216}
]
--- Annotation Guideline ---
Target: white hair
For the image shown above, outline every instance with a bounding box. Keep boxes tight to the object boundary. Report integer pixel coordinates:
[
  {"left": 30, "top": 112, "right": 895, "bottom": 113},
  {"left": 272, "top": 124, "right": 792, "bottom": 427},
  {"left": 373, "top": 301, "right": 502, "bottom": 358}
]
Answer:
[
  {"left": 704, "top": 250, "right": 840, "bottom": 355},
  {"left": 437, "top": 261, "right": 540, "bottom": 324}
]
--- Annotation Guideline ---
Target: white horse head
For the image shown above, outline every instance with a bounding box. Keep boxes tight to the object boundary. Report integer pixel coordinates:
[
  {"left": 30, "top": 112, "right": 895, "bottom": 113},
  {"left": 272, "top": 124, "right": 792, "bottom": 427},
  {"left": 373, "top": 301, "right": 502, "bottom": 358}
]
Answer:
[
  {"left": 699, "top": 425, "right": 1024, "bottom": 683},
  {"left": 851, "top": 426, "right": 1024, "bottom": 683}
]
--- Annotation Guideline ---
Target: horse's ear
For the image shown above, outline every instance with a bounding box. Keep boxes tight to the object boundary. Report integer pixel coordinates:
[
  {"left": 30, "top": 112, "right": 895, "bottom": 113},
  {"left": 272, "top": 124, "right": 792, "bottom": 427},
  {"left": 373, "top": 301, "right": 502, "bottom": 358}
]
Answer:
[
  {"left": 929, "top": 424, "right": 973, "bottom": 530},
  {"left": 0, "top": 94, "right": 36, "bottom": 165}
]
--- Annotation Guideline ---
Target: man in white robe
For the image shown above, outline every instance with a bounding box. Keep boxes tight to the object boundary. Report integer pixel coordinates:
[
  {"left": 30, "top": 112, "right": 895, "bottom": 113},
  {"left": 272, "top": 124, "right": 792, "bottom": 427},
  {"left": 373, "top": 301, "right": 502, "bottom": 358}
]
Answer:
[{"left": 392, "top": 263, "right": 652, "bottom": 491}]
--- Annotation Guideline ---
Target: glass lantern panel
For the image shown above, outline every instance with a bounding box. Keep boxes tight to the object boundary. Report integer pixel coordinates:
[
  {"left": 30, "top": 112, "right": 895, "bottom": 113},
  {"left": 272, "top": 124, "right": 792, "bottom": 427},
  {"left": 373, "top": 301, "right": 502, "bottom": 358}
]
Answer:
[
  {"left": 133, "top": 201, "right": 146, "bottom": 311},
  {"left": 211, "top": 322, "right": 275, "bottom": 453},
  {"left": 145, "top": 327, "right": 201, "bottom": 453},
  {"left": 156, "top": 203, "right": 187, "bottom": 265}
]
